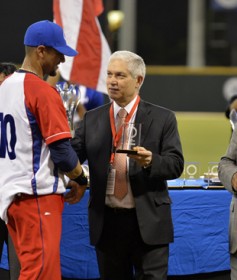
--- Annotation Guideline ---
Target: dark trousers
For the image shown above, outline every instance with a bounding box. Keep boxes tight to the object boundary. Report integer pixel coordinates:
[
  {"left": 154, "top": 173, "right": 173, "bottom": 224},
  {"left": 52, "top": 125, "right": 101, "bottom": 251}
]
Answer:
[
  {"left": 7, "top": 235, "right": 20, "bottom": 280},
  {"left": 96, "top": 206, "right": 169, "bottom": 280},
  {"left": 0, "top": 218, "right": 20, "bottom": 280},
  {"left": 0, "top": 219, "right": 8, "bottom": 261}
]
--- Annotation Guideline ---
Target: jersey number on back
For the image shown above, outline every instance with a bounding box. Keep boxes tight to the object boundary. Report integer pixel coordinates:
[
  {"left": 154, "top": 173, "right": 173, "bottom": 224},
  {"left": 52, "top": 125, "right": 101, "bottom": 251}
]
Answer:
[{"left": 0, "top": 113, "right": 16, "bottom": 159}]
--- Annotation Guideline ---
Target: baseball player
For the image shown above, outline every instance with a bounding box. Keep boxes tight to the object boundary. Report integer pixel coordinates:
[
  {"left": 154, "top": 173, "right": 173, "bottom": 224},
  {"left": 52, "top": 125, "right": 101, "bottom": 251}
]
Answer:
[{"left": 0, "top": 20, "right": 88, "bottom": 280}]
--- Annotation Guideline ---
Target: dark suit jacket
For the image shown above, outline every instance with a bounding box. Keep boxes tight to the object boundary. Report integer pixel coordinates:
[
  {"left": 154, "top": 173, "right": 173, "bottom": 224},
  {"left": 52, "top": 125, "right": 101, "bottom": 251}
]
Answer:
[
  {"left": 71, "top": 99, "right": 184, "bottom": 246},
  {"left": 218, "top": 126, "right": 237, "bottom": 254}
]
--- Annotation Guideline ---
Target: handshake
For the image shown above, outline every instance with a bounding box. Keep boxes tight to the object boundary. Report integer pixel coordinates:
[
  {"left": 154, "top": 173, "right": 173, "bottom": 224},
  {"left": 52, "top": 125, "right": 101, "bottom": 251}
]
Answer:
[{"left": 65, "top": 164, "right": 90, "bottom": 204}]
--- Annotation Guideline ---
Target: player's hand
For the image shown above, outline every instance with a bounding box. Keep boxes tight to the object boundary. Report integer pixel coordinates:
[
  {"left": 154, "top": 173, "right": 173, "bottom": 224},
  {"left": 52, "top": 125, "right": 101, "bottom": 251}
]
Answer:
[{"left": 64, "top": 180, "right": 87, "bottom": 204}]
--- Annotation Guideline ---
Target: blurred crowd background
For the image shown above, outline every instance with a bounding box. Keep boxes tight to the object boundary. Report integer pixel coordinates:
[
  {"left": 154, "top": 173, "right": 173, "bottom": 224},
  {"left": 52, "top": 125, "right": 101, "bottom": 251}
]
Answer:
[{"left": 2, "top": 0, "right": 237, "bottom": 67}]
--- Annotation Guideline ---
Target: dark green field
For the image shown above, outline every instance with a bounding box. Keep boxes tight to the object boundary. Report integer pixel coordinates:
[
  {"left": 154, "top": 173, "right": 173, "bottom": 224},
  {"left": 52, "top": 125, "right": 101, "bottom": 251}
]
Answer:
[{"left": 176, "top": 112, "right": 230, "bottom": 176}]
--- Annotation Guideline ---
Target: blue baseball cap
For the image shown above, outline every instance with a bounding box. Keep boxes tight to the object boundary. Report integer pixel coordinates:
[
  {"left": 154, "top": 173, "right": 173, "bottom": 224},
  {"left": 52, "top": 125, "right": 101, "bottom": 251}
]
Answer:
[{"left": 24, "top": 20, "right": 78, "bottom": 57}]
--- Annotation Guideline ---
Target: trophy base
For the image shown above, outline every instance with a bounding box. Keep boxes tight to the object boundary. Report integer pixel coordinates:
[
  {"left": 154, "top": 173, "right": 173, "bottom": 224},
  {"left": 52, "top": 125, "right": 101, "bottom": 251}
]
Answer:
[{"left": 116, "top": 149, "right": 138, "bottom": 155}]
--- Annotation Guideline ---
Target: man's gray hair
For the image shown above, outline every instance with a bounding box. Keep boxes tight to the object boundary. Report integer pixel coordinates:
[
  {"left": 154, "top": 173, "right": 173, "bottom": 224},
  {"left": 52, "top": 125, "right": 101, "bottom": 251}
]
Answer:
[{"left": 109, "top": 50, "right": 146, "bottom": 82}]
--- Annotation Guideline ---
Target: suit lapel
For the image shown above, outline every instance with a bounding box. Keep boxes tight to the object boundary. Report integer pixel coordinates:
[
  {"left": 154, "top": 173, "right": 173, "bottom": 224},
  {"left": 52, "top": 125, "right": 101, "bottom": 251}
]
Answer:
[
  {"left": 99, "top": 104, "right": 113, "bottom": 152},
  {"left": 135, "top": 100, "right": 153, "bottom": 146},
  {"left": 97, "top": 100, "right": 152, "bottom": 150}
]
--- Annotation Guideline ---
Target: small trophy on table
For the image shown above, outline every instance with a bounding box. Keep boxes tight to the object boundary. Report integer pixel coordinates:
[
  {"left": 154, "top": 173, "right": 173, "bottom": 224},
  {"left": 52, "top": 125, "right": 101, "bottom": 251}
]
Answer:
[
  {"left": 116, "top": 123, "right": 142, "bottom": 155},
  {"left": 56, "top": 82, "right": 80, "bottom": 137},
  {"left": 182, "top": 161, "right": 201, "bottom": 188},
  {"left": 205, "top": 162, "right": 221, "bottom": 188}
]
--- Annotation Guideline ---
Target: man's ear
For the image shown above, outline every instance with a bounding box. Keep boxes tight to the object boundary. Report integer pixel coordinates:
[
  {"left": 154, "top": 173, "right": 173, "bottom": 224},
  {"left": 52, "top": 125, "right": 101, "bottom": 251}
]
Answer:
[{"left": 136, "top": 75, "right": 143, "bottom": 89}]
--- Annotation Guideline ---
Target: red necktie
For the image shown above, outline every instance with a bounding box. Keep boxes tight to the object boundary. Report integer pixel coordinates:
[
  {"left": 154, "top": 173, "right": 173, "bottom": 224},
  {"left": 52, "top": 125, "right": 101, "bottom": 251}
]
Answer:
[{"left": 114, "top": 108, "right": 128, "bottom": 199}]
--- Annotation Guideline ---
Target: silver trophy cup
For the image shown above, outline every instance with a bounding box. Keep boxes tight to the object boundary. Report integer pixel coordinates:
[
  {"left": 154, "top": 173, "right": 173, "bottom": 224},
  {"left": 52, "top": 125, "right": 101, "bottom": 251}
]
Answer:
[{"left": 56, "top": 82, "right": 80, "bottom": 137}]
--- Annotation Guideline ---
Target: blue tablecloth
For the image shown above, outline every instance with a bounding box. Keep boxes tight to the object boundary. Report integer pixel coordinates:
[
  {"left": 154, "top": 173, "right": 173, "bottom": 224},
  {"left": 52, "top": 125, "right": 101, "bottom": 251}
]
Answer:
[
  {"left": 60, "top": 193, "right": 99, "bottom": 279},
  {"left": 168, "top": 189, "right": 231, "bottom": 275},
  {"left": 0, "top": 187, "right": 232, "bottom": 278}
]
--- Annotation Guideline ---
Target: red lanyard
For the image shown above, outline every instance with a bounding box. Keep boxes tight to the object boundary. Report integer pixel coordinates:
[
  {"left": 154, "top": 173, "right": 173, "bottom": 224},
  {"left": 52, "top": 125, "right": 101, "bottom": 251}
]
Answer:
[{"left": 109, "top": 96, "right": 140, "bottom": 164}]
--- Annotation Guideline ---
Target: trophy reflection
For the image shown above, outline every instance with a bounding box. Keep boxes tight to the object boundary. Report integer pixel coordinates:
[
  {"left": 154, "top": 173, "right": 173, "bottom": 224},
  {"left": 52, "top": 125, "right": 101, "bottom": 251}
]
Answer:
[
  {"left": 116, "top": 123, "right": 142, "bottom": 154},
  {"left": 56, "top": 82, "right": 80, "bottom": 137}
]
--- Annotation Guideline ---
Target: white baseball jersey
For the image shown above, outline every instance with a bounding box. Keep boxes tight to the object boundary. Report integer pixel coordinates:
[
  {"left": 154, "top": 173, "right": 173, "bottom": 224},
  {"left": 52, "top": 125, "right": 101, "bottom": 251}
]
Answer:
[{"left": 0, "top": 72, "right": 71, "bottom": 222}]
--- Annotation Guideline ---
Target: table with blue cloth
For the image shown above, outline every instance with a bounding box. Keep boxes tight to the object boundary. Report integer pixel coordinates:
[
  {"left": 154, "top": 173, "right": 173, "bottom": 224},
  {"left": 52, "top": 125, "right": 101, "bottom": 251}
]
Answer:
[{"left": 0, "top": 182, "right": 232, "bottom": 278}]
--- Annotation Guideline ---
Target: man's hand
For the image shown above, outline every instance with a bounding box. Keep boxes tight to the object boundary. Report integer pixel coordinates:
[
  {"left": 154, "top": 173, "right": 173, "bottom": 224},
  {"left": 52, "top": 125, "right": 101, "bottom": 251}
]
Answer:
[
  {"left": 231, "top": 173, "right": 237, "bottom": 192},
  {"left": 64, "top": 180, "right": 87, "bottom": 204},
  {"left": 128, "top": 146, "right": 152, "bottom": 168}
]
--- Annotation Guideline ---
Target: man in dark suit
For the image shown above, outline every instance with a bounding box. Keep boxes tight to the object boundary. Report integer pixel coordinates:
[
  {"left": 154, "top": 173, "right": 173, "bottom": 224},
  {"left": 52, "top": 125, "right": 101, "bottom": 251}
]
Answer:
[{"left": 71, "top": 50, "right": 184, "bottom": 280}]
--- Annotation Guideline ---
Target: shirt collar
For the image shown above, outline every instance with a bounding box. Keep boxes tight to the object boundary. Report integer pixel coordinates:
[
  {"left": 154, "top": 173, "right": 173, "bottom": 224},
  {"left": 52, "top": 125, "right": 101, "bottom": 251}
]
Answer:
[{"left": 113, "top": 96, "right": 139, "bottom": 118}]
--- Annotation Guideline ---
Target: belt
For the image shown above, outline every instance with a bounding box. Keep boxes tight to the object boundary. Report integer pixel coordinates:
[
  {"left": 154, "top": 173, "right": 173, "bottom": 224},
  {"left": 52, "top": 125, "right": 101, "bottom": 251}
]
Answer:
[
  {"left": 15, "top": 193, "right": 37, "bottom": 200},
  {"left": 14, "top": 193, "right": 63, "bottom": 202},
  {"left": 105, "top": 205, "right": 135, "bottom": 214}
]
